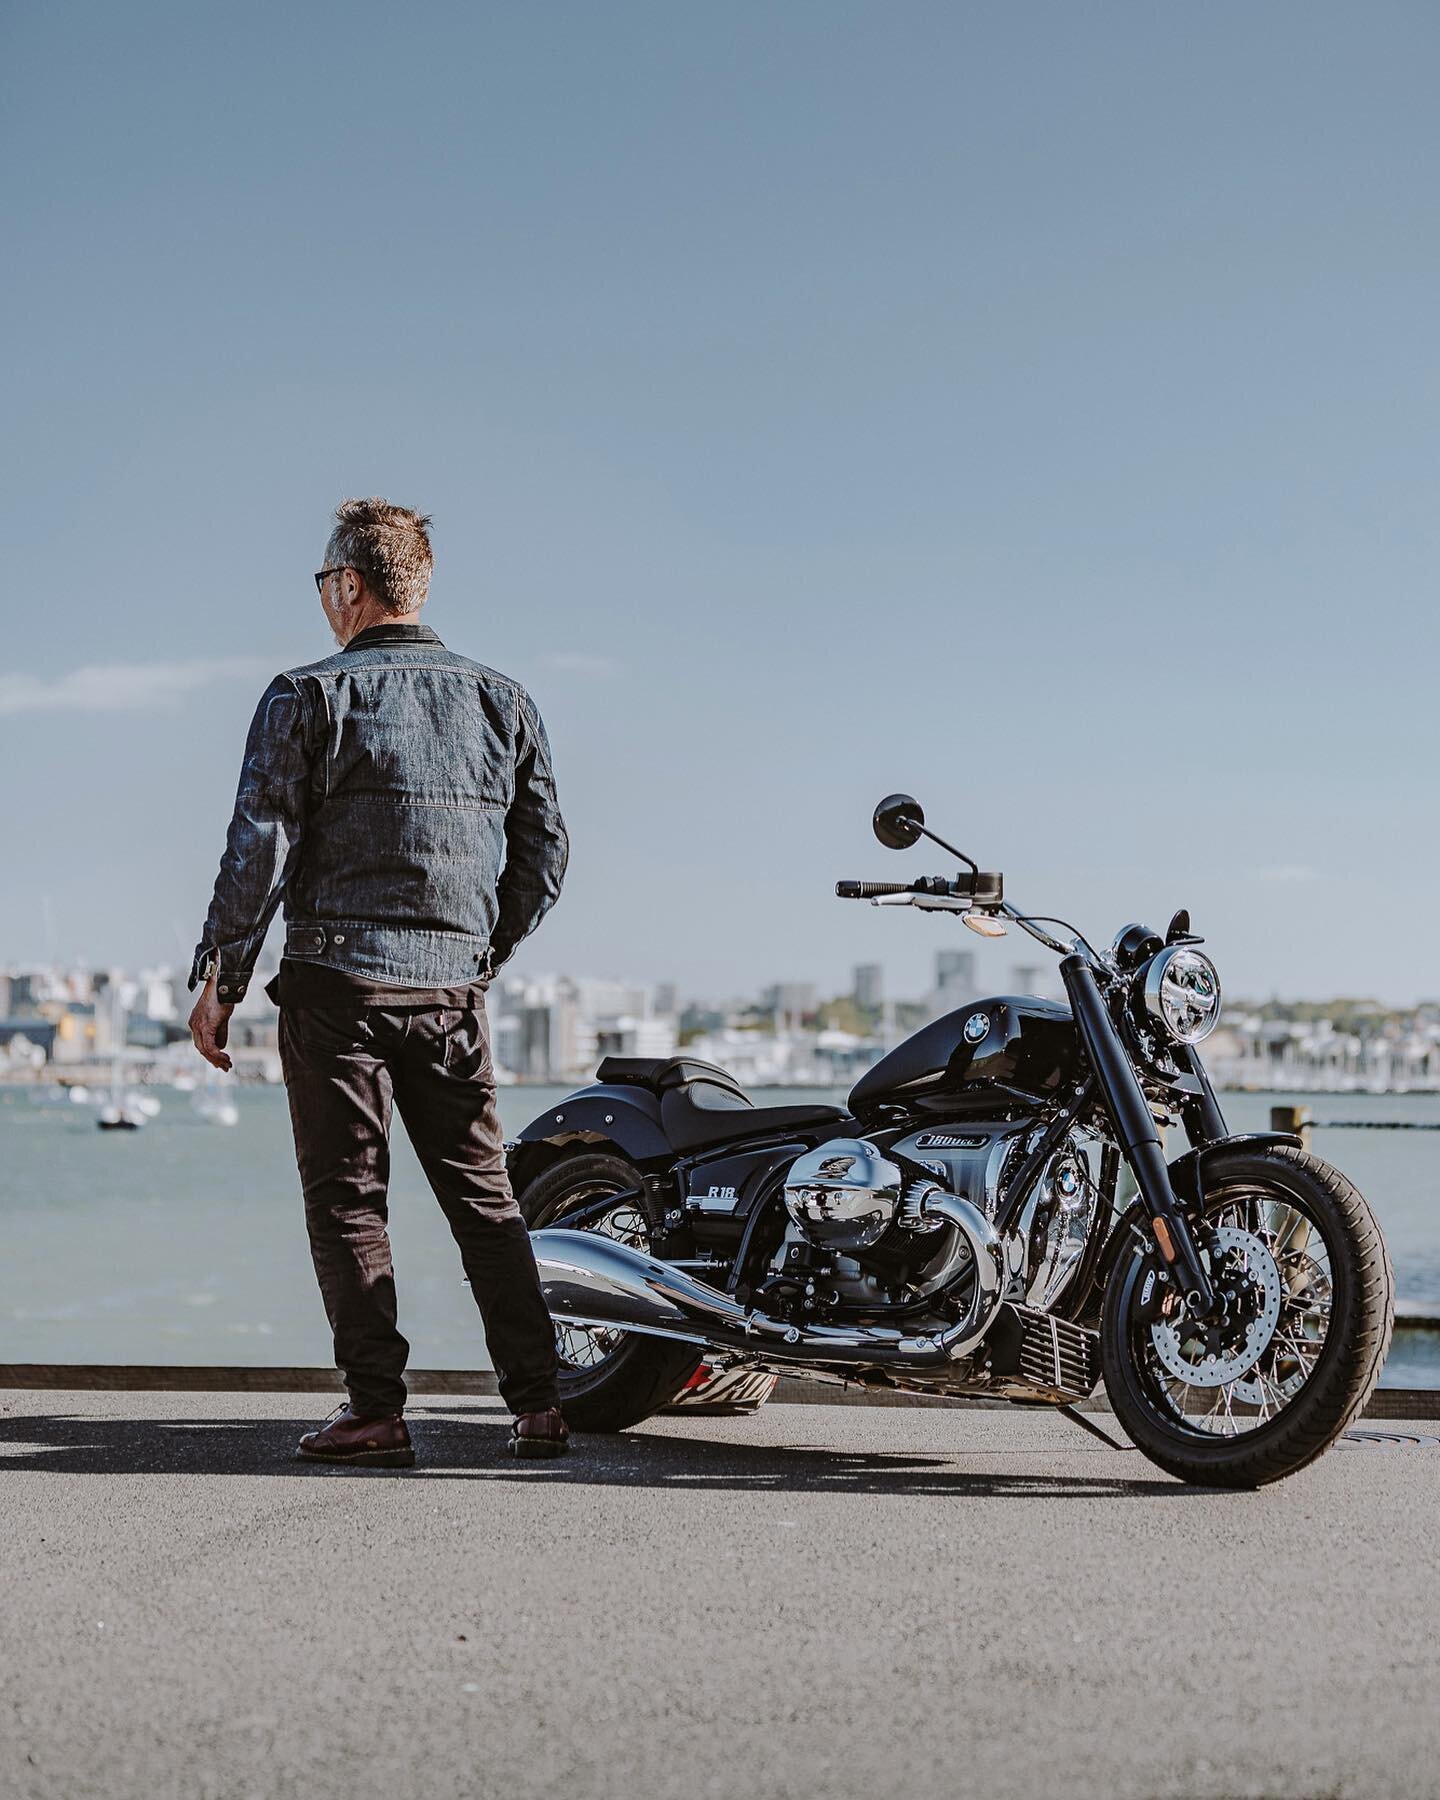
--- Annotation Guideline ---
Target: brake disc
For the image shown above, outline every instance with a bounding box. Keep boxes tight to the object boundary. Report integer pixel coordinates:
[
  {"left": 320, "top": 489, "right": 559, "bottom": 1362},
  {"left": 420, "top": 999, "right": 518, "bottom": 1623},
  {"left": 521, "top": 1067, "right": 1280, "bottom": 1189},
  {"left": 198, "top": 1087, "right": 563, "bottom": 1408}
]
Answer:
[{"left": 1149, "top": 1225, "right": 1283, "bottom": 1390}]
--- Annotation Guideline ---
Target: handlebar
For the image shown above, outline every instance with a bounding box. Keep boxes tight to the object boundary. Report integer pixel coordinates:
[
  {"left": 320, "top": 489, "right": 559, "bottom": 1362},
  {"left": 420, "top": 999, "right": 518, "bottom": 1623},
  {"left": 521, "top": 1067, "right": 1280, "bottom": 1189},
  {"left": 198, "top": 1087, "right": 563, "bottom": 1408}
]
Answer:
[
  {"left": 836, "top": 880, "right": 916, "bottom": 899},
  {"left": 838, "top": 818, "right": 1094, "bottom": 961},
  {"left": 836, "top": 871, "right": 1004, "bottom": 903}
]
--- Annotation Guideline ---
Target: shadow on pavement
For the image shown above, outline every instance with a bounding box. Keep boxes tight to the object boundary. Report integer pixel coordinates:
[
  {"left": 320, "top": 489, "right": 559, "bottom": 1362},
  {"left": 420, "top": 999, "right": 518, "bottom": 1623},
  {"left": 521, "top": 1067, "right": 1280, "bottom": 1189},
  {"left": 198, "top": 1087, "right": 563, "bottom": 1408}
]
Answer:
[{"left": 0, "top": 1408, "right": 1201, "bottom": 1496}]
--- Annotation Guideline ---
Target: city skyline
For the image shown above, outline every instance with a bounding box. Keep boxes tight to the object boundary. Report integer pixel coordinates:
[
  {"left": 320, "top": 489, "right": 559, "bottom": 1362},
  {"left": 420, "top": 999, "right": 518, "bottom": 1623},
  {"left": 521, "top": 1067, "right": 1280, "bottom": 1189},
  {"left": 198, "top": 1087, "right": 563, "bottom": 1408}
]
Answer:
[
  {"left": 5, "top": 943, "right": 1438, "bottom": 1096},
  {"left": 4, "top": 941, "right": 1435, "bottom": 1019}
]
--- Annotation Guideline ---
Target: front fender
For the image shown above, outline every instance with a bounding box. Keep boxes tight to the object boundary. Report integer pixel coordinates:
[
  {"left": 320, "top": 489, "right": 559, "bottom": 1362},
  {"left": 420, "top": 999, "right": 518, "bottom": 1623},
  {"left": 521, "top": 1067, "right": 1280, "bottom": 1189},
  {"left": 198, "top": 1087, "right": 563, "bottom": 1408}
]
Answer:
[
  {"left": 1094, "top": 1132, "right": 1307, "bottom": 1298},
  {"left": 1167, "top": 1131, "right": 1305, "bottom": 1209}
]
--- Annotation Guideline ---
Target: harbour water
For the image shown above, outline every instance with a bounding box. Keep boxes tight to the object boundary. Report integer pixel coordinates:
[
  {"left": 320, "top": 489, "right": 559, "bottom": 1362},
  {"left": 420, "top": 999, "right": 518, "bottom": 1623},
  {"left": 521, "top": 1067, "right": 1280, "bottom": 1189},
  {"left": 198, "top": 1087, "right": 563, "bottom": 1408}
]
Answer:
[{"left": 3, "top": 1085, "right": 1436, "bottom": 1384}]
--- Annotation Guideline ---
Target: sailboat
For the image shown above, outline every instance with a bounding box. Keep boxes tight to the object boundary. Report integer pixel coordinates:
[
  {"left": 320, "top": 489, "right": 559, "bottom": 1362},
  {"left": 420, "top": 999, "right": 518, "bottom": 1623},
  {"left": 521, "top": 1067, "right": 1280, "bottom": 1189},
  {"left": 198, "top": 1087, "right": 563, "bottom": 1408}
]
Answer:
[
  {"left": 192, "top": 1066, "right": 239, "bottom": 1127},
  {"left": 96, "top": 985, "right": 146, "bottom": 1131},
  {"left": 97, "top": 1098, "right": 144, "bottom": 1131}
]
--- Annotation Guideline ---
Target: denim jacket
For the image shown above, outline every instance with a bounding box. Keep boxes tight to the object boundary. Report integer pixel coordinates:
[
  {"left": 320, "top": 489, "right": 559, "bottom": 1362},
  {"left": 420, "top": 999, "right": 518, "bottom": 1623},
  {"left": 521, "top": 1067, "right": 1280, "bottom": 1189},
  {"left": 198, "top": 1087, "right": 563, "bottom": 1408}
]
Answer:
[{"left": 189, "top": 622, "right": 568, "bottom": 1004}]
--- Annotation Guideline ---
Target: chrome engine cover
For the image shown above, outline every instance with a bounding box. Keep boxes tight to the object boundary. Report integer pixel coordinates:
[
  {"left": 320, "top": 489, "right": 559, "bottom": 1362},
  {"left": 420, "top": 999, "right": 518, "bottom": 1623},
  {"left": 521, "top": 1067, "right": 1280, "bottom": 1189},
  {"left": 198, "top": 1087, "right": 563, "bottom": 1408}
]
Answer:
[
  {"left": 890, "top": 1120, "right": 1033, "bottom": 1218},
  {"left": 1025, "top": 1142, "right": 1095, "bottom": 1311},
  {"left": 782, "top": 1138, "right": 903, "bottom": 1252},
  {"left": 892, "top": 1119, "right": 1094, "bottom": 1308}
]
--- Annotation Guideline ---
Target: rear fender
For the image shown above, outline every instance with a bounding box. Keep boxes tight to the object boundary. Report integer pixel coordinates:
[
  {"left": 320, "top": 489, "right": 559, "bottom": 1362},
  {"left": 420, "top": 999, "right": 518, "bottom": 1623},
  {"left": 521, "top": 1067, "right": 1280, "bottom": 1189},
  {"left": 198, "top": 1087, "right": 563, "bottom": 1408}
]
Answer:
[{"left": 507, "top": 1085, "right": 673, "bottom": 1196}]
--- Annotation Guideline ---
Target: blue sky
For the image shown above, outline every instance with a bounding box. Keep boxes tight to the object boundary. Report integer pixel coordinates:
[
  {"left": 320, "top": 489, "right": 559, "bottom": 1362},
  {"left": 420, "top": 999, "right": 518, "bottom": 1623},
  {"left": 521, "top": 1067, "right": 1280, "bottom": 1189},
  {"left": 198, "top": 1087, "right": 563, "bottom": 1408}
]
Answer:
[{"left": 2, "top": 2, "right": 1436, "bottom": 1004}]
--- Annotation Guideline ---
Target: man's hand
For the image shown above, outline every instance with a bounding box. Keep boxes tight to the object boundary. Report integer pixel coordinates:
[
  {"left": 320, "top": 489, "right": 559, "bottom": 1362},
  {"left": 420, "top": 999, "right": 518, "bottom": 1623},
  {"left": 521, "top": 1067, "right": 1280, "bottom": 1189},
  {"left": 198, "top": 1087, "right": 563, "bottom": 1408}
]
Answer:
[{"left": 189, "top": 973, "right": 235, "bottom": 1072}]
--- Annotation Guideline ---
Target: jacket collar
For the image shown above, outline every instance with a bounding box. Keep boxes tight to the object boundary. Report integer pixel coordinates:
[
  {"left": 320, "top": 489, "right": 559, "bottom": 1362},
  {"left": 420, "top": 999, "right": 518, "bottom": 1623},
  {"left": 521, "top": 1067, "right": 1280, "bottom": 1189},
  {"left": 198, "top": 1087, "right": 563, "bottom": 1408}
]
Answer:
[{"left": 343, "top": 621, "right": 444, "bottom": 652}]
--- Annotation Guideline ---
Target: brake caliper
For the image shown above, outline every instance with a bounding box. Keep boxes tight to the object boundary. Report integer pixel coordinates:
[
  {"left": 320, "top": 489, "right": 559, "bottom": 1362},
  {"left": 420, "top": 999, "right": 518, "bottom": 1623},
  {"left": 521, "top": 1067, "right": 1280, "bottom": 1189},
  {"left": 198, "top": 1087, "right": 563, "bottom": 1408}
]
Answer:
[{"left": 1134, "top": 1253, "right": 1179, "bottom": 1324}]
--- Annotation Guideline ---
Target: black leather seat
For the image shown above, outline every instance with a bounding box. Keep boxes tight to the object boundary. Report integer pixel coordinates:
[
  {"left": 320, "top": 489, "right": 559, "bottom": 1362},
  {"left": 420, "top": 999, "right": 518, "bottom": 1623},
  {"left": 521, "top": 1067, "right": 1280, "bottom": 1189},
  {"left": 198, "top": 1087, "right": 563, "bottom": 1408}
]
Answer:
[
  {"left": 659, "top": 1080, "right": 848, "bottom": 1153},
  {"left": 593, "top": 1055, "right": 848, "bottom": 1152},
  {"left": 596, "top": 1054, "right": 744, "bottom": 1093}
]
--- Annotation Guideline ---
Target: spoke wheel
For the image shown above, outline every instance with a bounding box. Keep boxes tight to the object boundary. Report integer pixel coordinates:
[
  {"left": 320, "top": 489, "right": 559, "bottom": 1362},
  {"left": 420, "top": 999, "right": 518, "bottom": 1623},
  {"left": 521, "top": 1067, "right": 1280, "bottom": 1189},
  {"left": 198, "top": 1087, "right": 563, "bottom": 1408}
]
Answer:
[
  {"left": 1141, "top": 1196, "right": 1331, "bottom": 1437},
  {"left": 549, "top": 1187, "right": 650, "bottom": 1375},
  {"left": 517, "top": 1151, "right": 705, "bottom": 1432},
  {"left": 1101, "top": 1144, "right": 1392, "bottom": 1488}
]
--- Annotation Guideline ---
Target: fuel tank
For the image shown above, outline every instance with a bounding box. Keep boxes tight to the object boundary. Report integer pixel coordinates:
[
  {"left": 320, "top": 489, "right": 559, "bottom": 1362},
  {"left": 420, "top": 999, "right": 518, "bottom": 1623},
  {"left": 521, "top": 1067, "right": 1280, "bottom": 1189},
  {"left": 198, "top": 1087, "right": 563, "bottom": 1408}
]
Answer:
[{"left": 849, "top": 995, "right": 1078, "bottom": 1116}]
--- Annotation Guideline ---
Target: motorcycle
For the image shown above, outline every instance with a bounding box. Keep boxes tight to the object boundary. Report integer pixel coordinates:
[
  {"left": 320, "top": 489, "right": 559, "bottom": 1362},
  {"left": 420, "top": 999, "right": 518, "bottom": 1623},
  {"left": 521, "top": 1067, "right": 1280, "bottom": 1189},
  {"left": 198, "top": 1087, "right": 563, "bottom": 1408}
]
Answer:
[{"left": 509, "top": 795, "right": 1393, "bottom": 1487}]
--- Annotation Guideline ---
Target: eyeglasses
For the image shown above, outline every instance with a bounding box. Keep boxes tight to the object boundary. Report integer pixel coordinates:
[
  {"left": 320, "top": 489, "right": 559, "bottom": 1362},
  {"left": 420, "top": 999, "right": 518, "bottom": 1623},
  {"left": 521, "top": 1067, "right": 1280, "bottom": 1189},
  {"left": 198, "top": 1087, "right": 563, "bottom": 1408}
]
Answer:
[{"left": 314, "top": 566, "right": 351, "bottom": 594}]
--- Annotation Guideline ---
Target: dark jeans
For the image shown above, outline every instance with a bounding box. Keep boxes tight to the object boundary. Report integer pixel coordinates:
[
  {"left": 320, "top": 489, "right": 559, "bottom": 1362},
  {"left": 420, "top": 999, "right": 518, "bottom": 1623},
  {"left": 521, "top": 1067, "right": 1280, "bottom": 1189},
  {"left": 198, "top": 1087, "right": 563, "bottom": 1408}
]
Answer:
[{"left": 276, "top": 995, "right": 560, "bottom": 1418}]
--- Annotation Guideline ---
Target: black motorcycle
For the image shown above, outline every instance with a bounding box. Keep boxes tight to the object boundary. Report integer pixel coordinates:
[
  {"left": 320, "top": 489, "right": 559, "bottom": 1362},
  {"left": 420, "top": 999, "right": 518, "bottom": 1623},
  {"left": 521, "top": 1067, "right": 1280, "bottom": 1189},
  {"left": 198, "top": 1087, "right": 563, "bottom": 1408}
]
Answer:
[{"left": 509, "top": 795, "right": 1393, "bottom": 1487}]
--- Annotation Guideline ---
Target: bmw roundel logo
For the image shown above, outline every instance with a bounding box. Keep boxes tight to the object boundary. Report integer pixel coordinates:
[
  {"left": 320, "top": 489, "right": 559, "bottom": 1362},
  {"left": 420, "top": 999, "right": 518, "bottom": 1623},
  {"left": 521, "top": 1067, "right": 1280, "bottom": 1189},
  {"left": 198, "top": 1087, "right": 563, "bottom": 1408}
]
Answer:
[{"left": 963, "top": 1012, "right": 990, "bottom": 1045}]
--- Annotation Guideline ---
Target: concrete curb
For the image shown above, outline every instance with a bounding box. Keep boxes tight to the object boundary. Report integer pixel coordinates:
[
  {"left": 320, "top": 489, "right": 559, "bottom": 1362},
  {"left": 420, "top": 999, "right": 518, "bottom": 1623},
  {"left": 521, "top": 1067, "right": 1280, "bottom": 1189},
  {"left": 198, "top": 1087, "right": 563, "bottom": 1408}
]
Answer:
[{"left": 2, "top": 1364, "right": 1436, "bottom": 1419}]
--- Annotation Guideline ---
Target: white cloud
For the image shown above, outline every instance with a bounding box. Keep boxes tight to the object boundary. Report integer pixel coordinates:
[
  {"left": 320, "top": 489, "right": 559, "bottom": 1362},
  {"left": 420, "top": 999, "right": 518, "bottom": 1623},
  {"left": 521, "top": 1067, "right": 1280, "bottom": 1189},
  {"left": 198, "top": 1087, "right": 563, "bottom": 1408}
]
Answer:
[
  {"left": 0, "top": 656, "right": 275, "bottom": 717},
  {"left": 535, "top": 650, "right": 624, "bottom": 678}
]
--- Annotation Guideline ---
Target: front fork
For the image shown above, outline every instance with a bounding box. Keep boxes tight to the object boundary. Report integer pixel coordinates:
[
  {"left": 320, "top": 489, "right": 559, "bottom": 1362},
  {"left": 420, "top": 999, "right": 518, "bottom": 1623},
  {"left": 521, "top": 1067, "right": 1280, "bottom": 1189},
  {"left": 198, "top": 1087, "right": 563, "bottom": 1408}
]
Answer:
[{"left": 1060, "top": 956, "right": 1217, "bottom": 1313}]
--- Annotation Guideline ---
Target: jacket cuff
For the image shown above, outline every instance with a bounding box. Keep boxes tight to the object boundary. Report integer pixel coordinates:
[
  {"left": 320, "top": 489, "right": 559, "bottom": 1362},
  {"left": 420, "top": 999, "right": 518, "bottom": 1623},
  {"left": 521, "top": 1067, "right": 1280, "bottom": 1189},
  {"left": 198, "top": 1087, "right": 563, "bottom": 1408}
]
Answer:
[{"left": 188, "top": 944, "right": 252, "bottom": 1005}]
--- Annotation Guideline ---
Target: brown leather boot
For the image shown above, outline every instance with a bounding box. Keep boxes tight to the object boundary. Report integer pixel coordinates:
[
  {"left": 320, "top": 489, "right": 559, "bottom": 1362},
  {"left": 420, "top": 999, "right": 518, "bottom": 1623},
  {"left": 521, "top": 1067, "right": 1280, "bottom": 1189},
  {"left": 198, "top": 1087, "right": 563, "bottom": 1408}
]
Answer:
[
  {"left": 296, "top": 1406, "right": 415, "bottom": 1468},
  {"left": 509, "top": 1406, "right": 569, "bottom": 1460}
]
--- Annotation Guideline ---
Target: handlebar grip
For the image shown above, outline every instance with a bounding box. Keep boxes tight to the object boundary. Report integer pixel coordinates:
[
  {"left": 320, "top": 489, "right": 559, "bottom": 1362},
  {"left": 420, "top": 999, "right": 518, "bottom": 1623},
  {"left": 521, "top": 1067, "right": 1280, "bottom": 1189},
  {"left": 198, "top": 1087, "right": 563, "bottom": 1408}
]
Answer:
[{"left": 836, "top": 880, "right": 914, "bottom": 898}]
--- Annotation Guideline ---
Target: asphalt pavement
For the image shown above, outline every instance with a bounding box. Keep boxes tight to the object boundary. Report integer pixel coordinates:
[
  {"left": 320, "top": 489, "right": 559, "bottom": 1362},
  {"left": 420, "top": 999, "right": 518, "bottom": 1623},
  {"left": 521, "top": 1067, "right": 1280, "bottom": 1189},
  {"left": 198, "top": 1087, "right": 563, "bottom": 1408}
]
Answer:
[{"left": 2, "top": 1388, "right": 1437, "bottom": 1800}]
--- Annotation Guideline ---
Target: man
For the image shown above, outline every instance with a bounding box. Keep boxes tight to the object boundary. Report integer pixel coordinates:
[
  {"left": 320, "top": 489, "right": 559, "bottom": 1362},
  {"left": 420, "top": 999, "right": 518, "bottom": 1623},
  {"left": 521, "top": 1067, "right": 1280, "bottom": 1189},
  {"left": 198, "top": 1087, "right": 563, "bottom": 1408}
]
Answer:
[{"left": 187, "top": 497, "right": 570, "bottom": 1465}]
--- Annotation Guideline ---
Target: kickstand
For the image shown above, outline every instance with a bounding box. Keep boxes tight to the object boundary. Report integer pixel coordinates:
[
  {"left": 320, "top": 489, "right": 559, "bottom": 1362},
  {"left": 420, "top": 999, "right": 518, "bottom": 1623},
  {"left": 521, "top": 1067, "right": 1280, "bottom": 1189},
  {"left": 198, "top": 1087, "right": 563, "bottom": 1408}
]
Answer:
[{"left": 1059, "top": 1405, "right": 1130, "bottom": 1452}]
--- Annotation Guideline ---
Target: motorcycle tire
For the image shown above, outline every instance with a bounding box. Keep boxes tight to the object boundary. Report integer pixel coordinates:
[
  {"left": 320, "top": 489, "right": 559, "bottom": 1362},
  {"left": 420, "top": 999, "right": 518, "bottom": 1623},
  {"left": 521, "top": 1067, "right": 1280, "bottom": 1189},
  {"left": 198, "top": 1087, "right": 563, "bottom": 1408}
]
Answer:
[
  {"left": 1101, "top": 1144, "right": 1393, "bottom": 1488},
  {"left": 518, "top": 1151, "right": 705, "bottom": 1432}
]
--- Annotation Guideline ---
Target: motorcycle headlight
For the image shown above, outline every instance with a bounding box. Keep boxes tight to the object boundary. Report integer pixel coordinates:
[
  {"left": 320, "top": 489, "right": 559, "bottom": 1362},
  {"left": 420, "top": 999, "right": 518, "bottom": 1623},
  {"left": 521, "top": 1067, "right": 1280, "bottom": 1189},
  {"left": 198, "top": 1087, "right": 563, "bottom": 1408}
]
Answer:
[{"left": 1141, "top": 947, "right": 1222, "bottom": 1044}]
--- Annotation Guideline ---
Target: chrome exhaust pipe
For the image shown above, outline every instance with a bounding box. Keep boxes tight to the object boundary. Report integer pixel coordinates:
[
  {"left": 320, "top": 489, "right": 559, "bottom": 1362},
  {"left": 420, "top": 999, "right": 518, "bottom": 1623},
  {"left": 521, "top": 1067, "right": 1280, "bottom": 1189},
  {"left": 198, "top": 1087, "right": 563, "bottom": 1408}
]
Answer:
[{"left": 531, "top": 1190, "right": 1006, "bottom": 1371}]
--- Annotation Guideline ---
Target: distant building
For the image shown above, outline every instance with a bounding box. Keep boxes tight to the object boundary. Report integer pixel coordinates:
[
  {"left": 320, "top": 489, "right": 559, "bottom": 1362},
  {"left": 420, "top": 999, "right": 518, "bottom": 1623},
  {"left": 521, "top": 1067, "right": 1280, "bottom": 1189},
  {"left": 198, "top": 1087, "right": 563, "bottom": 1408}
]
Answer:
[
  {"left": 125, "top": 1013, "right": 173, "bottom": 1050},
  {"left": 511, "top": 1001, "right": 566, "bottom": 1080},
  {"left": 6, "top": 971, "right": 49, "bottom": 1017},
  {"left": 136, "top": 968, "right": 179, "bottom": 1022},
  {"left": 595, "top": 1015, "right": 678, "bottom": 1061},
  {"left": 762, "top": 982, "right": 817, "bottom": 1023},
  {"left": 0, "top": 1018, "right": 58, "bottom": 1059},
  {"left": 487, "top": 972, "right": 675, "bottom": 1080},
  {"left": 852, "top": 963, "right": 883, "bottom": 1011},
  {"left": 933, "top": 950, "right": 976, "bottom": 1012},
  {"left": 228, "top": 1015, "right": 279, "bottom": 1052},
  {"left": 1208, "top": 1014, "right": 1439, "bottom": 1093},
  {"left": 679, "top": 1003, "right": 726, "bottom": 1040}
]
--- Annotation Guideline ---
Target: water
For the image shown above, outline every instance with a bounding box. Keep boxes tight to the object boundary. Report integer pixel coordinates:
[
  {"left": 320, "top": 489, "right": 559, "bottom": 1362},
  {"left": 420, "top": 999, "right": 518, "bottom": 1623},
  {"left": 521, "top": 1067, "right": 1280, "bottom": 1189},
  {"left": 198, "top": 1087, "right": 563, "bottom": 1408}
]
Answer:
[{"left": 2, "top": 1085, "right": 1436, "bottom": 1383}]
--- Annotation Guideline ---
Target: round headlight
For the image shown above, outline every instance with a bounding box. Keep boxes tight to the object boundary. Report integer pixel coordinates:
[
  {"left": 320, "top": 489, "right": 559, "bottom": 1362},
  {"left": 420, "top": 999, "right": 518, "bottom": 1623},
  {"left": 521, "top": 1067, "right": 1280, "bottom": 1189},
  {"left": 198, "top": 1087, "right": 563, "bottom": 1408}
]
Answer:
[{"left": 1141, "top": 947, "right": 1222, "bottom": 1044}]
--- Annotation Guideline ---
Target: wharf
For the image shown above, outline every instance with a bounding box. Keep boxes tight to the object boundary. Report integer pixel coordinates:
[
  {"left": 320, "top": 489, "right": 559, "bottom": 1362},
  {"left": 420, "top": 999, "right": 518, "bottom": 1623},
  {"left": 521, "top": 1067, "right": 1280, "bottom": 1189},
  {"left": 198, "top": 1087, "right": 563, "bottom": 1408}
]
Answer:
[{"left": 2, "top": 1384, "right": 1437, "bottom": 1800}]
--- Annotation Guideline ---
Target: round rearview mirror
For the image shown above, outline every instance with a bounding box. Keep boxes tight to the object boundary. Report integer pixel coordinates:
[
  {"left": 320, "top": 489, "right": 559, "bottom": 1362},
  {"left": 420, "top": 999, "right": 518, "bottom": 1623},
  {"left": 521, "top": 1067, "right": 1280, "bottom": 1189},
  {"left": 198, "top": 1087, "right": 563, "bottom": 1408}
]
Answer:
[{"left": 873, "top": 793, "right": 924, "bottom": 850}]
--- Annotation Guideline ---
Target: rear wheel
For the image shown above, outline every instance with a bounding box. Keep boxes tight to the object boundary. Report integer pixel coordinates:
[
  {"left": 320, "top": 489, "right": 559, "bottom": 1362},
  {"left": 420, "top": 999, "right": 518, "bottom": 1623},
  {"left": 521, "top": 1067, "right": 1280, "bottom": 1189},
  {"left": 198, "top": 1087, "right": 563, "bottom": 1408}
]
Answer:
[
  {"left": 1101, "top": 1144, "right": 1393, "bottom": 1487},
  {"left": 518, "top": 1152, "right": 704, "bottom": 1431}
]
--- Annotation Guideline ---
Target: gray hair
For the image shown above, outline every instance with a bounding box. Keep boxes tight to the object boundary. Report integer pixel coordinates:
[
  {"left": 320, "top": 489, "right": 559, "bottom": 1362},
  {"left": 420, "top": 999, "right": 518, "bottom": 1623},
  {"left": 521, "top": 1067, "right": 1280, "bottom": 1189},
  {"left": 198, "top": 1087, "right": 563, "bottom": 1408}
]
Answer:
[{"left": 327, "top": 497, "right": 434, "bottom": 615}]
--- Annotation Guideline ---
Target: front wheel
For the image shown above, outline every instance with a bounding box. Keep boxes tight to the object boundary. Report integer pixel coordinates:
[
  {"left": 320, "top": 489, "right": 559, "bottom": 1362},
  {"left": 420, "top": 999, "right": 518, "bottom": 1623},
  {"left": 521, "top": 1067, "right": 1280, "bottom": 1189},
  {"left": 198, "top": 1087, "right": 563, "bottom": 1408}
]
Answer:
[
  {"left": 1101, "top": 1144, "right": 1393, "bottom": 1488},
  {"left": 518, "top": 1151, "right": 705, "bottom": 1432}
]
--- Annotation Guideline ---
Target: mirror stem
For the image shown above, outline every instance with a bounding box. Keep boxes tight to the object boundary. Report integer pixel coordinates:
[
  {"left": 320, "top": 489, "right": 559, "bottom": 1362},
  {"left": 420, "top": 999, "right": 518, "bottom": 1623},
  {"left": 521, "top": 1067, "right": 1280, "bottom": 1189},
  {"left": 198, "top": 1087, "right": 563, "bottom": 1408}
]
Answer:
[{"left": 907, "top": 820, "right": 979, "bottom": 879}]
